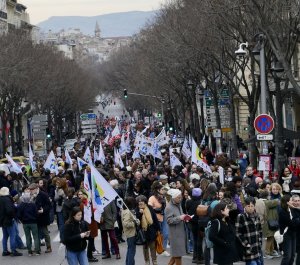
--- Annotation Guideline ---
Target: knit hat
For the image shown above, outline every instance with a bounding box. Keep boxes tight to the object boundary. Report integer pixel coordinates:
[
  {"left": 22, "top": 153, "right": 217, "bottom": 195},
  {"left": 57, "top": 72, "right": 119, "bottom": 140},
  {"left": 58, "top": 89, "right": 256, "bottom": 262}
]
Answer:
[
  {"left": 0, "top": 187, "right": 9, "bottom": 196},
  {"left": 192, "top": 188, "right": 202, "bottom": 197},
  {"left": 167, "top": 188, "right": 182, "bottom": 199}
]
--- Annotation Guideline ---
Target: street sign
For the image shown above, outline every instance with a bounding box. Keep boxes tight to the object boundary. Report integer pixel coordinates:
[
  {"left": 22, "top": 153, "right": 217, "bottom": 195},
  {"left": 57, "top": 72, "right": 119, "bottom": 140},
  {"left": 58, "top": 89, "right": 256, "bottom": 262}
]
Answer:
[
  {"left": 213, "top": 129, "right": 222, "bottom": 138},
  {"left": 254, "top": 114, "right": 274, "bottom": 134},
  {"left": 81, "top": 120, "right": 97, "bottom": 125},
  {"left": 257, "top": 134, "right": 273, "bottom": 141},
  {"left": 32, "top": 115, "right": 47, "bottom": 122},
  {"left": 82, "top": 129, "right": 97, "bottom": 134},
  {"left": 80, "top": 113, "right": 97, "bottom": 120}
]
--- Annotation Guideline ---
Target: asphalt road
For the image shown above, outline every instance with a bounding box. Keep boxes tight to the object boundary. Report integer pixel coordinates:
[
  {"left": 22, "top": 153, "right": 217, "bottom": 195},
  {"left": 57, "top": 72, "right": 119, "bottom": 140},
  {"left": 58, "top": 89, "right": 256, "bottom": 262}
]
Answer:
[{"left": 0, "top": 223, "right": 283, "bottom": 265}]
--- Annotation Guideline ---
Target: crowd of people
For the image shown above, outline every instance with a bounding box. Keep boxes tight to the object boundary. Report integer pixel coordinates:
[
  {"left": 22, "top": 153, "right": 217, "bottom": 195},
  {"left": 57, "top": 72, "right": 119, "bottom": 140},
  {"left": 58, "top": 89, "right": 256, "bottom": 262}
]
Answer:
[{"left": 0, "top": 126, "right": 300, "bottom": 265}]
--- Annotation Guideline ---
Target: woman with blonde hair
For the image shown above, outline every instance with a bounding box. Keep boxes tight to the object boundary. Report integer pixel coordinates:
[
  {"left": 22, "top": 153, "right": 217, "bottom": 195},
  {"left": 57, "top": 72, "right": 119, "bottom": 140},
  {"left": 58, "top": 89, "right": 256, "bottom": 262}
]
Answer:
[
  {"left": 136, "top": 195, "right": 160, "bottom": 265},
  {"left": 270, "top": 183, "right": 282, "bottom": 200}
]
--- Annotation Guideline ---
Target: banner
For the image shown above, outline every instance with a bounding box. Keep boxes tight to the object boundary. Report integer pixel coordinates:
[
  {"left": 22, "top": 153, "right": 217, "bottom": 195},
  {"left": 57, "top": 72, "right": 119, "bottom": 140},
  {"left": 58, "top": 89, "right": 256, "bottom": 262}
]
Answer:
[
  {"left": 5, "top": 153, "right": 22, "bottom": 173},
  {"left": 192, "top": 139, "right": 212, "bottom": 174},
  {"left": 156, "top": 128, "right": 169, "bottom": 146},
  {"left": 151, "top": 140, "right": 162, "bottom": 160},
  {"left": 83, "top": 170, "right": 92, "bottom": 224},
  {"left": 83, "top": 147, "right": 93, "bottom": 165},
  {"left": 169, "top": 150, "right": 182, "bottom": 169},
  {"left": 77, "top": 157, "right": 87, "bottom": 171},
  {"left": 65, "top": 149, "right": 73, "bottom": 167},
  {"left": 91, "top": 165, "right": 118, "bottom": 223},
  {"left": 43, "top": 151, "right": 58, "bottom": 174}
]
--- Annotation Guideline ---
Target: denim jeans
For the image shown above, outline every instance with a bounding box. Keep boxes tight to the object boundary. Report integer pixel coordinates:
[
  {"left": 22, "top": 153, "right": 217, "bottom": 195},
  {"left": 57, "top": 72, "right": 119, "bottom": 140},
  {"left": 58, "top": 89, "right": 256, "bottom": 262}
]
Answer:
[
  {"left": 245, "top": 253, "right": 264, "bottom": 265},
  {"left": 57, "top": 211, "right": 65, "bottom": 242},
  {"left": 2, "top": 223, "right": 17, "bottom": 253},
  {"left": 126, "top": 236, "right": 136, "bottom": 265},
  {"left": 66, "top": 249, "right": 89, "bottom": 265},
  {"left": 159, "top": 215, "right": 169, "bottom": 249},
  {"left": 185, "top": 224, "right": 194, "bottom": 252},
  {"left": 14, "top": 220, "right": 25, "bottom": 248},
  {"left": 280, "top": 232, "right": 296, "bottom": 265},
  {"left": 23, "top": 223, "right": 40, "bottom": 252}
]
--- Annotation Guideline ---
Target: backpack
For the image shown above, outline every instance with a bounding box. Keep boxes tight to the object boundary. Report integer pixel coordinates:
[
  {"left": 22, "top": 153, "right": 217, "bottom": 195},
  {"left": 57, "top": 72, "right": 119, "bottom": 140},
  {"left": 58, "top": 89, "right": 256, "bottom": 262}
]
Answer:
[
  {"left": 197, "top": 200, "right": 212, "bottom": 228},
  {"left": 205, "top": 219, "right": 220, "bottom": 248}
]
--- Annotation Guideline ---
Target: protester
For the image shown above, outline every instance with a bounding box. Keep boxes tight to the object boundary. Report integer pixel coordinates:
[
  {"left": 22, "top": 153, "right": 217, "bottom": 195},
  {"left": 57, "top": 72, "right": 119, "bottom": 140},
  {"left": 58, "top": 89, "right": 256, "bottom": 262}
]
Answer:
[
  {"left": 136, "top": 195, "right": 160, "bottom": 265},
  {"left": 165, "top": 189, "right": 187, "bottom": 265},
  {"left": 64, "top": 207, "right": 89, "bottom": 265}
]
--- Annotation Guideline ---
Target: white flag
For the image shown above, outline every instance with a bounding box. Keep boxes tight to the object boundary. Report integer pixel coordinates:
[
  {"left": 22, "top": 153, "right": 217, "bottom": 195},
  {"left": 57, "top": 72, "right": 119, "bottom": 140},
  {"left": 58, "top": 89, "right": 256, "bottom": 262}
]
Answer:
[
  {"left": 98, "top": 142, "right": 106, "bottom": 165},
  {"left": 104, "top": 134, "right": 110, "bottom": 144},
  {"left": 156, "top": 128, "right": 169, "bottom": 146},
  {"left": 28, "top": 143, "right": 36, "bottom": 171},
  {"left": 83, "top": 170, "right": 92, "bottom": 224},
  {"left": 218, "top": 166, "right": 225, "bottom": 185},
  {"left": 65, "top": 149, "right": 73, "bottom": 167},
  {"left": 169, "top": 150, "right": 182, "bottom": 169},
  {"left": 114, "top": 148, "right": 124, "bottom": 168},
  {"left": 200, "top": 135, "right": 206, "bottom": 146},
  {"left": 181, "top": 137, "right": 192, "bottom": 159},
  {"left": 91, "top": 165, "right": 118, "bottom": 223},
  {"left": 43, "top": 151, "right": 58, "bottom": 175},
  {"left": 94, "top": 146, "right": 99, "bottom": 162},
  {"left": 77, "top": 157, "right": 88, "bottom": 171},
  {"left": 125, "top": 133, "right": 131, "bottom": 153},
  {"left": 151, "top": 140, "right": 162, "bottom": 160},
  {"left": 192, "top": 139, "right": 212, "bottom": 174},
  {"left": 132, "top": 146, "right": 140, "bottom": 159},
  {"left": 84, "top": 147, "right": 93, "bottom": 165},
  {"left": 119, "top": 134, "right": 127, "bottom": 156},
  {"left": 111, "top": 125, "right": 120, "bottom": 137},
  {"left": 5, "top": 153, "right": 22, "bottom": 173}
]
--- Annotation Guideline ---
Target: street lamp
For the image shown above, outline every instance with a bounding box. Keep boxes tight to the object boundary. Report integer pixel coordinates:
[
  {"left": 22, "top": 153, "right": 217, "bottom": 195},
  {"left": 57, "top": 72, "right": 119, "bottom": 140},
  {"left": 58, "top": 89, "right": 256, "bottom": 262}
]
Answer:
[{"left": 235, "top": 34, "right": 268, "bottom": 154}]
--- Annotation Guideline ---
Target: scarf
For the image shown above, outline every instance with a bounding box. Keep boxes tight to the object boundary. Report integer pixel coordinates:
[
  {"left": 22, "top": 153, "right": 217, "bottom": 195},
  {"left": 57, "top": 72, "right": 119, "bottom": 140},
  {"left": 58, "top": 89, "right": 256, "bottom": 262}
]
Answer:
[
  {"left": 141, "top": 206, "right": 153, "bottom": 231},
  {"left": 282, "top": 175, "right": 292, "bottom": 193}
]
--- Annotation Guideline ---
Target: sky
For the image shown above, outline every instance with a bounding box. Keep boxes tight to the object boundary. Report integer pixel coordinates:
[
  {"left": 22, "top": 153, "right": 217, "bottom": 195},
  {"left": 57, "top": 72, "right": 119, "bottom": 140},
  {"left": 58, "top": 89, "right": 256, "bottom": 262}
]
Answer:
[{"left": 21, "top": 0, "right": 164, "bottom": 24}]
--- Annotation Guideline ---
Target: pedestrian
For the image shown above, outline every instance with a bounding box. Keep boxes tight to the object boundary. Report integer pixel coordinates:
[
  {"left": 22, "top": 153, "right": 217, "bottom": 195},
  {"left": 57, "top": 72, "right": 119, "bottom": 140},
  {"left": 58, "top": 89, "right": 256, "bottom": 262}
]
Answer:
[
  {"left": 165, "top": 189, "right": 187, "bottom": 265},
  {"left": 29, "top": 183, "right": 52, "bottom": 253},
  {"left": 278, "top": 195, "right": 297, "bottom": 265},
  {"left": 121, "top": 197, "right": 140, "bottom": 265},
  {"left": 17, "top": 190, "right": 41, "bottom": 256},
  {"left": 64, "top": 207, "right": 90, "bottom": 265},
  {"left": 0, "top": 187, "right": 23, "bottom": 256},
  {"left": 209, "top": 202, "right": 240, "bottom": 265},
  {"left": 235, "top": 197, "right": 263, "bottom": 265},
  {"left": 289, "top": 195, "right": 300, "bottom": 265},
  {"left": 136, "top": 195, "right": 160, "bottom": 265}
]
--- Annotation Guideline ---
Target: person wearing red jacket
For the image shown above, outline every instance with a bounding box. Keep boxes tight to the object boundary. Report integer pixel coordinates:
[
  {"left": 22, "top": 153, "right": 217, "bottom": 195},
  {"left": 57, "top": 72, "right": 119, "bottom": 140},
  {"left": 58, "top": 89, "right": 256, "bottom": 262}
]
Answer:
[{"left": 288, "top": 159, "right": 300, "bottom": 178}]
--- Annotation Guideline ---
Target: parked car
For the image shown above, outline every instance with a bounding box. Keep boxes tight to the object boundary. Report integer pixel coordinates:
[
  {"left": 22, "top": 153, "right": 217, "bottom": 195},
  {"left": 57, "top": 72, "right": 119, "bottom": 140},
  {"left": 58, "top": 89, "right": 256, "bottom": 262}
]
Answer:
[{"left": 0, "top": 156, "right": 29, "bottom": 167}]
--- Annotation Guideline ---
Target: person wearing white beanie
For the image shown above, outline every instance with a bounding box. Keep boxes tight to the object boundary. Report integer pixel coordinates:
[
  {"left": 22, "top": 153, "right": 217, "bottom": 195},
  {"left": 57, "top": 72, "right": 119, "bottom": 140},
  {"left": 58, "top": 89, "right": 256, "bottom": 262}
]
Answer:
[{"left": 165, "top": 188, "right": 187, "bottom": 265}]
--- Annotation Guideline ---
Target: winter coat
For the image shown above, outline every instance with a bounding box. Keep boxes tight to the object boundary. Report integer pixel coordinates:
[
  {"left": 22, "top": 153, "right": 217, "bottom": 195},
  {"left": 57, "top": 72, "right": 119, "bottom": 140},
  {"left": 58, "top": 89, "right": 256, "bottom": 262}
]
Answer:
[
  {"left": 148, "top": 195, "right": 166, "bottom": 222},
  {"left": 63, "top": 197, "right": 80, "bottom": 221},
  {"left": 34, "top": 190, "right": 52, "bottom": 226},
  {"left": 185, "top": 197, "right": 201, "bottom": 231},
  {"left": 235, "top": 213, "right": 263, "bottom": 261},
  {"left": 263, "top": 199, "right": 279, "bottom": 237},
  {"left": 17, "top": 201, "right": 38, "bottom": 224},
  {"left": 99, "top": 201, "right": 117, "bottom": 230},
  {"left": 64, "top": 219, "right": 88, "bottom": 252},
  {"left": 121, "top": 209, "right": 140, "bottom": 238},
  {"left": 209, "top": 218, "right": 240, "bottom": 264},
  {"left": 165, "top": 199, "right": 186, "bottom": 257},
  {"left": 290, "top": 208, "right": 300, "bottom": 251},
  {"left": 0, "top": 195, "right": 15, "bottom": 227}
]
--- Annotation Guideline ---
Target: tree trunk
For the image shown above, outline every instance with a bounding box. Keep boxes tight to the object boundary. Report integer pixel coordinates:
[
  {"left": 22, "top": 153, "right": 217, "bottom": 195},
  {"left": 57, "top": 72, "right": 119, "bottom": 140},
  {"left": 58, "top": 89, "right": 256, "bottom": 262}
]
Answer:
[
  {"left": 274, "top": 79, "right": 285, "bottom": 174},
  {"left": 9, "top": 116, "right": 16, "bottom": 156},
  {"left": 229, "top": 91, "right": 238, "bottom": 160},
  {"left": 249, "top": 110, "right": 258, "bottom": 168}
]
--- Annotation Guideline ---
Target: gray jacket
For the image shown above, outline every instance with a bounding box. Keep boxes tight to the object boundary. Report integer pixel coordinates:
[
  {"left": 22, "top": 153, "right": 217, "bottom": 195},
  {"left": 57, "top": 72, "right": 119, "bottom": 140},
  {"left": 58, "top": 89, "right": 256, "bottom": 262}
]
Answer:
[{"left": 99, "top": 201, "right": 117, "bottom": 230}]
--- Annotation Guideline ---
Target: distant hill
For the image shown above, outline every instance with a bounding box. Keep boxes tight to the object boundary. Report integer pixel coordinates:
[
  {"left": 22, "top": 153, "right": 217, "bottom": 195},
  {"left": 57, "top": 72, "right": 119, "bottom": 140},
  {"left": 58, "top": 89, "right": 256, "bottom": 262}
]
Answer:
[{"left": 37, "top": 11, "right": 158, "bottom": 37}]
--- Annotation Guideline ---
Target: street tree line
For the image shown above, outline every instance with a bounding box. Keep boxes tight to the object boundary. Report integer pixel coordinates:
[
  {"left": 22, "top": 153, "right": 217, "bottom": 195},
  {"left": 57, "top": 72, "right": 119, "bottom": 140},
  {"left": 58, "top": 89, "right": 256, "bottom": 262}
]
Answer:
[
  {"left": 98, "top": 0, "right": 300, "bottom": 172},
  {"left": 0, "top": 29, "right": 99, "bottom": 154}
]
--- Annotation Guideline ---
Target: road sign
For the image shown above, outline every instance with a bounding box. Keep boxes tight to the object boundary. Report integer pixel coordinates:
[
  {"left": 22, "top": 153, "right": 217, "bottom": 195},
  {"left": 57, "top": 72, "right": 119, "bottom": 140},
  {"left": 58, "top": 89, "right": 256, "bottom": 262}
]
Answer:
[
  {"left": 254, "top": 114, "right": 274, "bottom": 134},
  {"left": 81, "top": 120, "right": 97, "bottom": 125},
  {"left": 82, "top": 129, "right": 97, "bottom": 134},
  {"left": 213, "top": 129, "right": 222, "bottom": 138},
  {"left": 257, "top": 134, "right": 273, "bottom": 141},
  {"left": 80, "top": 113, "right": 97, "bottom": 120},
  {"left": 32, "top": 115, "right": 47, "bottom": 122}
]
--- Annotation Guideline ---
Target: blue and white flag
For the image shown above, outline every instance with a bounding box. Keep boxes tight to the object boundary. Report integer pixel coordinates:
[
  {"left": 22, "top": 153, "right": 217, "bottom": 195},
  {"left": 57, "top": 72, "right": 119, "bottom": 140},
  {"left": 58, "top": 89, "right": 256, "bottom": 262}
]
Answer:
[
  {"left": 84, "top": 147, "right": 93, "bottom": 165},
  {"left": 6, "top": 153, "right": 22, "bottom": 173},
  {"left": 65, "top": 148, "right": 73, "bottom": 167},
  {"left": 119, "top": 134, "right": 127, "bottom": 156},
  {"left": 181, "top": 137, "right": 192, "bottom": 159},
  {"left": 94, "top": 146, "right": 99, "bottom": 162},
  {"left": 151, "top": 140, "right": 162, "bottom": 160},
  {"left": 111, "top": 125, "right": 120, "bottom": 137},
  {"left": 114, "top": 148, "right": 124, "bottom": 168},
  {"left": 77, "top": 157, "right": 88, "bottom": 171},
  {"left": 126, "top": 133, "right": 131, "bottom": 153},
  {"left": 43, "top": 151, "right": 58, "bottom": 174},
  {"left": 28, "top": 143, "right": 36, "bottom": 171}
]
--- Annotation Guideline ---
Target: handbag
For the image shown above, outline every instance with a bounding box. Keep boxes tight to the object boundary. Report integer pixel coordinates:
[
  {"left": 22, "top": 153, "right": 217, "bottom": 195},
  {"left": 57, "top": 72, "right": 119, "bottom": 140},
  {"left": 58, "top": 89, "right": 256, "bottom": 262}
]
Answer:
[
  {"left": 268, "top": 220, "right": 279, "bottom": 231},
  {"left": 155, "top": 231, "right": 164, "bottom": 254},
  {"left": 274, "top": 227, "right": 288, "bottom": 245},
  {"left": 135, "top": 226, "right": 146, "bottom": 245}
]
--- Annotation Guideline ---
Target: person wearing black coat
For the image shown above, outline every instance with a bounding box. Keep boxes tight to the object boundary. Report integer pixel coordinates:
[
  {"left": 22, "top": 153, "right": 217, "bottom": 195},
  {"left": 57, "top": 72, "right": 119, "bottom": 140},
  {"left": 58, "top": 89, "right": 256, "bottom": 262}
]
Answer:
[
  {"left": 64, "top": 207, "right": 90, "bottom": 265},
  {"left": 0, "top": 187, "right": 22, "bottom": 256},
  {"left": 278, "top": 195, "right": 298, "bottom": 265},
  {"left": 209, "top": 202, "right": 240, "bottom": 265},
  {"left": 29, "top": 183, "right": 52, "bottom": 253}
]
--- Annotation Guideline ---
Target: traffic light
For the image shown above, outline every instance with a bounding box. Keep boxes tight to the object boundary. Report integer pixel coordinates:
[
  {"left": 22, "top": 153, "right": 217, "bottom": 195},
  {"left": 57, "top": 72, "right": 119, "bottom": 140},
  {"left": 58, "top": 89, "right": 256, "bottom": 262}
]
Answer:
[
  {"left": 46, "top": 127, "right": 51, "bottom": 139},
  {"left": 124, "top": 89, "right": 128, "bottom": 99}
]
